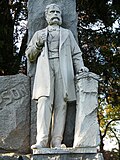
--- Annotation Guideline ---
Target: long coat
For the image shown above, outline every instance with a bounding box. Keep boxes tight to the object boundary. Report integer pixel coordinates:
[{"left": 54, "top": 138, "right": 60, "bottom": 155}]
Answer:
[{"left": 26, "top": 27, "right": 84, "bottom": 101}]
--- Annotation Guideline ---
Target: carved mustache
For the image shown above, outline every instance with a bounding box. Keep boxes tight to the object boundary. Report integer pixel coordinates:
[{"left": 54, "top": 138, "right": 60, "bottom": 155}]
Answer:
[{"left": 51, "top": 17, "right": 60, "bottom": 21}]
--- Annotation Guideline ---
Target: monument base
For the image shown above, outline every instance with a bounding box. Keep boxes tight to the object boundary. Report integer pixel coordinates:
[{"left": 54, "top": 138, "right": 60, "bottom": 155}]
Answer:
[{"left": 31, "top": 148, "right": 104, "bottom": 160}]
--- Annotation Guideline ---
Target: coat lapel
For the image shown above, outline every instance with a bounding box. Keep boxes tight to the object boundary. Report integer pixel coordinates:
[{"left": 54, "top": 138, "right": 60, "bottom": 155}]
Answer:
[
  {"left": 59, "top": 27, "right": 69, "bottom": 52},
  {"left": 41, "top": 27, "right": 48, "bottom": 57}
]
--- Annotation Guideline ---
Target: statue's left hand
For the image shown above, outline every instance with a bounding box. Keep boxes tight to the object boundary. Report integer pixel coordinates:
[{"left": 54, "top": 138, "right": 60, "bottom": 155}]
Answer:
[
  {"left": 80, "top": 66, "right": 89, "bottom": 72},
  {"left": 76, "top": 67, "right": 89, "bottom": 78}
]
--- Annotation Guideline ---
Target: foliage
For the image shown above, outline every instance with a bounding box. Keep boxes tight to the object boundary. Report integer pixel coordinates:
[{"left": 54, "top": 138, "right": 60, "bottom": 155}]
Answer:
[
  {"left": 104, "top": 149, "right": 120, "bottom": 160},
  {"left": 77, "top": 0, "right": 120, "bottom": 157},
  {"left": 0, "top": 0, "right": 28, "bottom": 75}
]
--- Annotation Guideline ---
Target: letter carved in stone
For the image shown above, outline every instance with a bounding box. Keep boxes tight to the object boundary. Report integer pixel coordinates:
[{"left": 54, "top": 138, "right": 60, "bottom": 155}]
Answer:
[
  {"left": 1, "top": 91, "right": 12, "bottom": 105},
  {"left": 10, "top": 88, "right": 21, "bottom": 100},
  {"left": 0, "top": 84, "right": 28, "bottom": 106},
  {"left": 19, "top": 84, "right": 28, "bottom": 97}
]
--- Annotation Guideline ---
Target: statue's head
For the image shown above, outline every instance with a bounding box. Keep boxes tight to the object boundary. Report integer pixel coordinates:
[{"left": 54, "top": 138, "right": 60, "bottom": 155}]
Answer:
[{"left": 45, "top": 4, "right": 62, "bottom": 26}]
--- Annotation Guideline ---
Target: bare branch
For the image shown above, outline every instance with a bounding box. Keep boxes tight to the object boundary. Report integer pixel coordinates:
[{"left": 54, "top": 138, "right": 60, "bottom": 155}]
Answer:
[
  {"left": 110, "top": 128, "right": 120, "bottom": 143},
  {"left": 102, "top": 119, "right": 120, "bottom": 139}
]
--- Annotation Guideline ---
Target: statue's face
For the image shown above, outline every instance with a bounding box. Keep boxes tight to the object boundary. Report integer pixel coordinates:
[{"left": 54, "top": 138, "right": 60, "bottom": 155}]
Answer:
[{"left": 46, "top": 6, "right": 62, "bottom": 25}]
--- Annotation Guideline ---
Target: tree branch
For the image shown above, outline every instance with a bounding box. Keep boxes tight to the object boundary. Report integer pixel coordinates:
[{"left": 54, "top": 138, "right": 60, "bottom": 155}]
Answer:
[
  {"left": 110, "top": 128, "right": 120, "bottom": 143},
  {"left": 102, "top": 119, "right": 120, "bottom": 139}
]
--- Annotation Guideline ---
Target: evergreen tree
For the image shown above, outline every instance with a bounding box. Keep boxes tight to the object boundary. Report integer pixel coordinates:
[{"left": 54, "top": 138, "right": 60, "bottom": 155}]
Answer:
[{"left": 0, "top": 0, "right": 28, "bottom": 75}]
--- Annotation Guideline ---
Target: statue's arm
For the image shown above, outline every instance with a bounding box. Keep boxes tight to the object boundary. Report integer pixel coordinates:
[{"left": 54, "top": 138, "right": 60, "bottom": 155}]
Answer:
[
  {"left": 25, "top": 31, "right": 43, "bottom": 62},
  {"left": 69, "top": 30, "right": 89, "bottom": 73}
]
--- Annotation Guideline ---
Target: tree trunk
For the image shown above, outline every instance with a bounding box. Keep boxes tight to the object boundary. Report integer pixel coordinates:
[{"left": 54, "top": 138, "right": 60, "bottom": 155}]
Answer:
[{"left": 0, "top": 0, "right": 14, "bottom": 75}]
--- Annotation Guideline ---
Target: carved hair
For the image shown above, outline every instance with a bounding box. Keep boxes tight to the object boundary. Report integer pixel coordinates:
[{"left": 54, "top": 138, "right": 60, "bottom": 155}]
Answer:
[{"left": 45, "top": 4, "right": 62, "bottom": 16}]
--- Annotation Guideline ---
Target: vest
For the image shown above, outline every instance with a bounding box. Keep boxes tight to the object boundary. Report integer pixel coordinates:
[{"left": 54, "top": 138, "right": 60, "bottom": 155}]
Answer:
[{"left": 47, "top": 29, "right": 59, "bottom": 59}]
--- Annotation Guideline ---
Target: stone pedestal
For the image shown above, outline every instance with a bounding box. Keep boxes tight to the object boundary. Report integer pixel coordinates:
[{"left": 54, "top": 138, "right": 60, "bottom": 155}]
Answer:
[
  {"left": 31, "top": 148, "right": 104, "bottom": 160},
  {"left": 73, "top": 72, "right": 100, "bottom": 148}
]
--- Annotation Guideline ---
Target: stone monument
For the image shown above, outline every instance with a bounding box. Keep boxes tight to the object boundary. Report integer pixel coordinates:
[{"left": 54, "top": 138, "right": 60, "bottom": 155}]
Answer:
[
  {"left": 27, "top": 0, "right": 79, "bottom": 147},
  {"left": 26, "top": 1, "right": 104, "bottom": 160},
  {"left": 0, "top": 74, "right": 30, "bottom": 154},
  {"left": 73, "top": 72, "right": 100, "bottom": 148},
  {"left": 26, "top": 3, "right": 88, "bottom": 149}
]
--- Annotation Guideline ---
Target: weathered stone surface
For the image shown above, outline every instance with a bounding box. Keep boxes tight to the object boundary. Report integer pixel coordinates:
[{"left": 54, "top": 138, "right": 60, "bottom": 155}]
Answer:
[
  {"left": 32, "top": 153, "right": 104, "bottom": 160},
  {"left": 0, "top": 155, "right": 30, "bottom": 160},
  {"left": 62, "top": 101, "right": 76, "bottom": 147},
  {"left": 31, "top": 148, "right": 104, "bottom": 160},
  {"left": 73, "top": 72, "right": 100, "bottom": 148},
  {"left": 0, "top": 156, "right": 18, "bottom": 160},
  {"left": 32, "top": 147, "right": 97, "bottom": 154},
  {"left": 29, "top": 77, "right": 37, "bottom": 147},
  {"left": 0, "top": 74, "right": 30, "bottom": 153},
  {"left": 27, "top": 0, "right": 78, "bottom": 147}
]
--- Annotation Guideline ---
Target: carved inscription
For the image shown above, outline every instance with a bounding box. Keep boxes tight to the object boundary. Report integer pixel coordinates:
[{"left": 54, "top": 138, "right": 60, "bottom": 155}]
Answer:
[{"left": 0, "top": 84, "right": 28, "bottom": 106}]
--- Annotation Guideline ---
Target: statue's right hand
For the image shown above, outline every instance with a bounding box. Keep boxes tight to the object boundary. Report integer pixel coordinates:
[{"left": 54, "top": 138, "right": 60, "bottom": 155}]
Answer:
[
  {"left": 36, "top": 38, "right": 44, "bottom": 50},
  {"left": 41, "top": 32, "right": 47, "bottom": 42},
  {"left": 36, "top": 42, "right": 42, "bottom": 50},
  {"left": 35, "top": 33, "right": 47, "bottom": 50}
]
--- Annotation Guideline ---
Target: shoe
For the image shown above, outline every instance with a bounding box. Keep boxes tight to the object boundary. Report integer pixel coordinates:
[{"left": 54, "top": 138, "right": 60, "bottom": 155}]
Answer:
[
  {"left": 53, "top": 144, "right": 66, "bottom": 149},
  {"left": 31, "top": 143, "right": 46, "bottom": 149},
  {"left": 52, "top": 140, "right": 61, "bottom": 148}
]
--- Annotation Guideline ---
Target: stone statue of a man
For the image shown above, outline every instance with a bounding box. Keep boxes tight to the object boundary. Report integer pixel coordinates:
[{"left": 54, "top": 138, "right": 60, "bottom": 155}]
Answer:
[{"left": 26, "top": 4, "right": 89, "bottom": 149}]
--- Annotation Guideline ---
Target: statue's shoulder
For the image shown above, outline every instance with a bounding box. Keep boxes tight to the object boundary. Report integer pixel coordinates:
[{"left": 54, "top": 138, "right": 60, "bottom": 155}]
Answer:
[
  {"left": 60, "top": 27, "right": 69, "bottom": 32},
  {"left": 60, "top": 27, "right": 73, "bottom": 35}
]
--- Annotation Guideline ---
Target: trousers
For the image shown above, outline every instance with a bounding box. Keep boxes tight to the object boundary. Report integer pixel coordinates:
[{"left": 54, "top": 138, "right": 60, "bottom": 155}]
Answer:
[{"left": 36, "top": 58, "right": 67, "bottom": 147}]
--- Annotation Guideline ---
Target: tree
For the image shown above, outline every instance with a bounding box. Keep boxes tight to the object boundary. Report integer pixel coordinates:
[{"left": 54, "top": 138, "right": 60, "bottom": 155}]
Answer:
[
  {"left": 76, "top": 0, "right": 120, "bottom": 158},
  {"left": 0, "top": 0, "right": 28, "bottom": 75}
]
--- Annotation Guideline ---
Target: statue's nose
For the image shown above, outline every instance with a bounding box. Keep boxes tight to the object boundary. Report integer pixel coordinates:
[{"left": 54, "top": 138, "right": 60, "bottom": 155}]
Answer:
[{"left": 54, "top": 11, "right": 57, "bottom": 15}]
